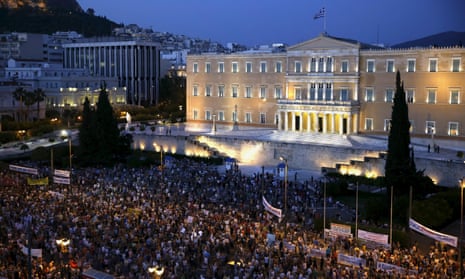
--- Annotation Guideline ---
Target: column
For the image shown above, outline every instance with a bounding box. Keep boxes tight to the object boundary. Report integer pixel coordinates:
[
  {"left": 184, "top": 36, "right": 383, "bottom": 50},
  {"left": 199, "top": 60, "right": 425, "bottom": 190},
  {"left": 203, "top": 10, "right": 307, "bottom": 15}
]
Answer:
[
  {"left": 331, "top": 113, "right": 335, "bottom": 133},
  {"left": 291, "top": 112, "right": 296, "bottom": 131},
  {"left": 339, "top": 113, "right": 344, "bottom": 135},
  {"left": 323, "top": 113, "right": 327, "bottom": 133},
  {"left": 284, "top": 111, "right": 288, "bottom": 131},
  {"left": 278, "top": 111, "right": 282, "bottom": 130},
  {"left": 307, "top": 112, "right": 311, "bottom": 132},
  {"left": 347, "top": 113, "right": 352, "bottom": 135},
  {"left": 298, "top": 111, "right": 303, "bottom": 132},
  {"left": 354, "top": 113, "right": 359, "bottom": 133}
]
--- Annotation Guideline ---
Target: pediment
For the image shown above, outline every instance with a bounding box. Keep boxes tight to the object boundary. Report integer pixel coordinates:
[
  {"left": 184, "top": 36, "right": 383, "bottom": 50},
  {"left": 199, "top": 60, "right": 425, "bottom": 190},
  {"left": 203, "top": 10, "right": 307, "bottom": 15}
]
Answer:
[{"left": 287, "top": 33, "right": 360, "bottom": 52}]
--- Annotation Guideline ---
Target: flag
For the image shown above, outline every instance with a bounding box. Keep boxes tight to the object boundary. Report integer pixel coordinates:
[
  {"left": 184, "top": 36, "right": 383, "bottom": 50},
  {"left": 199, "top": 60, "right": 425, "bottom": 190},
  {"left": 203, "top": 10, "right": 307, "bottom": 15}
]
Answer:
[
  {"left": 314, "top": 7, "right": 325, "bottom": 20},
  {"left": 262, "top": 196, "right": 282, "bottom": 218}
]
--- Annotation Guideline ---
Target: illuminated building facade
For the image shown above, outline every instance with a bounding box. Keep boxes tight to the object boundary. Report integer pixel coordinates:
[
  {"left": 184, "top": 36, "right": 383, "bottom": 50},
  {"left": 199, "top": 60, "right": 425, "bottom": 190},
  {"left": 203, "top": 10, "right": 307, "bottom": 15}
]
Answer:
[{"left": 187, "top": 33, "right": 465, "bottom": 140}]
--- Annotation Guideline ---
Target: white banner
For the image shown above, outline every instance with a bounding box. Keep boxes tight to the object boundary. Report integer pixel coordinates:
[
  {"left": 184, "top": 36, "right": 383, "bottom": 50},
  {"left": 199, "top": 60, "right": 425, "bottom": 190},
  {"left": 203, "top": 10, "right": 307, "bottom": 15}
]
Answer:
[
  {"left": 54, "top": 169, "right": 70, "bottom": 178},
  {"left": 262, "top": 196, "right": 282, "bottom": 218},
  {"left": 358, "top": 229, "right": 389, "bottom": 245},
  {"left": 337, "top": 253, "right": 366, "bottom": 267},
  {"left": 409, "top": 218, "right": 457, "bottom": 247},
  {"left": 53, "top": 176, "right": 70, "bottom": 185},
  {"left": 9, "top": 164, "right": 38, "bottom": 175},
  {"left": 21, "top": 245, "right": 42, "bottom": 258}
]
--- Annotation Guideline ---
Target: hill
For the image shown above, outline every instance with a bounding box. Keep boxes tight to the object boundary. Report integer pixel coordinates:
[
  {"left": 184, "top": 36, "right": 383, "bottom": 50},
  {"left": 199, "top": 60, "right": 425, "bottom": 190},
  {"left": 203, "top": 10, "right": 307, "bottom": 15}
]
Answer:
[
  {"left": 392, "top": 31, "right": 465, "bottom": 48},
  {"left": 0, "top": 0, "right": 120, "bottom": 37}
]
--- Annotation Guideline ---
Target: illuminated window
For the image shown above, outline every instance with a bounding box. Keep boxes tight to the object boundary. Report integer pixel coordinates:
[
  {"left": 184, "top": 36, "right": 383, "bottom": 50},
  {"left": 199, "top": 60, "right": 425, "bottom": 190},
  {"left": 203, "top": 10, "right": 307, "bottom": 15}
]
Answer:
[
  {"left": 406, "top": 89, "right": 415, "bottom": 103},
  {"left": 365, "top": 118, "right": 373, "bottom": 131},
  {"left": 386, "top": 60, "right": 395, "bottom": 73},
  {"left": 193, "top": 63, "right": 198, "bottom": 73},
  {"left": 407, "top": 59, "right": 416, "bottom": 72},
  {"left": 449, "top": 122, "right": 459, "bottom": 136},
  {"left": 425, "top": 121, "right": 435, "bottom": 135},
  {"left": 310, "top": 83, "right": 316, "bottom": 100},
  {"left": 365, "top": 88, "right": 374, "bottom": 102},
  {"left": 295, "top": 61, "right": 302, "bottom": 73},
  {"left": 245, "top": 62, "right": 252, "bottom": 73},
  {"left": 385, "top": 89, "right": 394, "bottom": 103},
  {"left": 452, "top": 58, "right": 461, "bottom": 72},
  {"left": 232, "top": 62, "right": 239, "bottom": 73},
  {"left": 260, "top": 113, "right": 266, "bottom": 124},
  {"left": 427, "top": 89, "right": 436, "bottom": 104},
  {"left": 218, "top": 85, "right": 224, "bottom": 97},
  {"left": 218, "top": 62, "right": 224, "bottom": 73},
  {"left": 260, "top": 61, "right": 267, "bottom": 73},
  {"left": 245, "top": 86, "right": 252, "bottom": 98},
  {"left": 450, "top": 89, "right": 460, "bottom": 104},
  {"left": 245, "top": 112, "right": 252, "bottom": 123},
  {"left": 340, "top": 88, "right": 349, "bottom": 101},
  {"left": 310, "top": 58, "right": 317, "bottom": 72},
  {"left": 341, "top": 60, "right": 349, "bottom": 73},
  {"left": 318, "top": 57, "right": 324, "bottom": 72},
  {"left": 218, "top": 111, "right": 225, "bottom": 121},
  {"left": 325, "top": 83, "right": 332, "bottom": 100},
  {"left": 205, "top": 110, "right": 212, "bottom": 120},
  {"left": 231, "top": 86, "right": 238, "bottom": 98},
  {"left": 367, "top": 60, "right": 375, "bottom": 72},
  {"left": 205, "top": 62, "right": 211, "bottom": 73},
  {"left": 192, "top": 85, "right": 198, "bottom": 96},
  {"left": 384, "top": 119, "right": 391, "bottom": 131},
  {"left": 260, "top": 87, "right": 267, "bottom": 99},
  {"left": 429, "top": 58, "right": 438, "bottom": 72},
  {"left": 317, "top": 83, "right": 324, "bottom": 100},
  {"left": 205, "top": 85, "right": 211, "bottom": 97},
  {"left": 326, "top": 57, "right": 333, "bottom": 72},
  {"left": 193, "top": 109, "right": 198, "bottom": 120},
  {"left": 275, "top": 61, "right": 282, "bottom": 73},
  {"left": 295, "top": 87, "right": 302, "bottom": 100},
  {"left": 274, "top": 87, "right": 282, "bottom": 99}
]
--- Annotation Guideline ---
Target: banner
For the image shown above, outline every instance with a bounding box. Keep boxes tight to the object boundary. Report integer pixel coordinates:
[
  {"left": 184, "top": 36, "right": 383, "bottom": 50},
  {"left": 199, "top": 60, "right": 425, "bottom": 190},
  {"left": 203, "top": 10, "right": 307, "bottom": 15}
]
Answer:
[
  {"left": 409, "top": 218, "right": 457, "bottom": 247},
  {"left": 337, "top": 253, "right": 366, "bottom": 267},
  {"left": 358, "top": 229, "right": 389, "bottom": 245},
  {"left": 262, "top": 196, "right": 282, "bottom": 218},
  {"left": 53, "top": 176, "right": 70, "bottom": 185},
  {"left": 9, "top": 164, "right": 38, "bottom": 175},
  {"left": 27, "top": 177, "right": 49, "bottom": 186},
  {"left": 21, "top": 245, "right": 42, "bottom": 258},
  {"left": 54, "top": 169, "right": 70, "bottom": 178}
]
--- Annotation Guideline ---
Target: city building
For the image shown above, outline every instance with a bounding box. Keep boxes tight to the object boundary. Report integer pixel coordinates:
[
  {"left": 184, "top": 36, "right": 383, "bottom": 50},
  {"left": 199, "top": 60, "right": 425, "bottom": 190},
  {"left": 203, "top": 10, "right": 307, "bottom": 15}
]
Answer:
[
  {"left": 186, "top": 33, "right": 465, "bottom": 142},
  {"left": 62, "top": 38, "right": 161, "bottom": 106}
]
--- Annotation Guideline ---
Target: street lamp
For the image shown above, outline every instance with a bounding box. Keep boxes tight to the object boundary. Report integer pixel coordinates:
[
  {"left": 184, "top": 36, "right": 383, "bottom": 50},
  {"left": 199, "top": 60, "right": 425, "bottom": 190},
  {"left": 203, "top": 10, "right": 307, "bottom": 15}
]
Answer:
[
  {"left": 61, "top": 130, "right": 72, "bottom": 173},
  {"left": 148, "top": 266, "right": 164, "bottom": 279},
  {"left": 459, "top": 178, "right": 464, "bottom": 279},
  {"left": 56, "top": 238, "right": 70, "bottom": 278},
  {"left": 212, "top": 114, "right": 217, "bottom": 134},
  {"left": 279, "top": 156, "right": 288, "bottom": 238}
]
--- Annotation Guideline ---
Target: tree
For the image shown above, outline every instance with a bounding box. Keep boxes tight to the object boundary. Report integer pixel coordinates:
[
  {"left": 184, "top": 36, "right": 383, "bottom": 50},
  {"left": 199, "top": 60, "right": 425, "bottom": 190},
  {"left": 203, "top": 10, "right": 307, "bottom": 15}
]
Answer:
[
  {"left": 12, "top": 87, "right": 27, "bottom": 122},
  {"left": 33, "top": 88, "right": 46, "bottom": 120},
  {"left": 78, "top": 97, "right": 96, "bottom": 165},
  {"left": 385, "top": 71, "right": 416, "bottom": 196}
]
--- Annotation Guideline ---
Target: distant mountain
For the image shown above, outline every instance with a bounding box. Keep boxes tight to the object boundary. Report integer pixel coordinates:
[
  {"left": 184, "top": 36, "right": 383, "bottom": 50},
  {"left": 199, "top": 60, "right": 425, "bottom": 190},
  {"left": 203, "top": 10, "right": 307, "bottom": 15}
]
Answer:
[
  {"left": 0, "top": 0, "right": 120, "bottom": 37},
  {"left": 392, "top": 31, "right": 465, "bottom": 48}
]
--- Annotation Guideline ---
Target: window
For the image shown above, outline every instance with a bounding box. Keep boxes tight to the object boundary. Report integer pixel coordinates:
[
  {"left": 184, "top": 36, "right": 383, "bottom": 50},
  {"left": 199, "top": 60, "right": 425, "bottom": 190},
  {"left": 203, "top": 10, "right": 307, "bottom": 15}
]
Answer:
[
  {"left": 295, "top": 87, "right": 302, "bottom": 100},
  {"left": 341, "top": 60, "right": 349, "bottom": 73},
  {"left": 275, "top": 61, "right": 282, "bottom": 73},
  {"left": 246, "top": 62, "right": 252, "bottom": 73},
  {"left": 384, "top": 119, "right": 391, "bottom": 132},
  {"left": 232, "top": 111, "right": 237, "bottom": 122},
  {"left": 193, "top": 63, "right": 198, "bottom": 73},
  {"left": 326, "top": 57, "right": 333, "bottom": 72},
  {"left": 218, "top": 85, "right": 225, "bottom": 97},
  {"left": 429, "top": 58, "right": 438, "bottom": 72},
  {"left": 260, "top": 87, "right": 267, "bottom": 99},
  {"left": 385, "top": 89, "right": 394, "bottom": 102},
  {"left": 218, "top": 62, "right": 224, "bottom": 73},
  {"left": 450, "top": 89, "right": 460, "bottom": 104},
  {"left": 205, "top": 85, "right": 212, "bottom": 97},
  {"left": 205, "top": 110, "right": 212, "bottom": 121},
  {"left": 245, "top": 112, "right": 252, "bottom": 123},
  {"left": 365, "top": 88, "right": 374, "bottom": 102},
  {"left": 318, "top": 57, "right": 324, "bottom": 72},
  {"left": 192, "top": 85, "right": 198, "bottom": 96},
  {"left": 407, "top": 59, "right": 416, "bottom": 72},
  {"left": 406, "top": 89, "right": 415, "bottom": 103},
  {"left": 232, "top": 62, "right": 239, "bottom": 73},
  {"left": 295, "top": 61, "right": 302, "bottom": 73},
  {"left": 317, "top": 83, "right": 324, "bottom": 100},
  {"left": 310, "top": 83, "right": 316, "bottom": 100},
  {"left": 193, "top": 109, "right": 198, "bottom": 120},
  {"left": 452, "top": 58, "right": 461, "bottom": 72},
  {"left": 325, "top": 83, "right": 332, "bottom": 100},
  {"left": 367, "top": 60, "right": 375, "bottom": 72},
  {"left": 274, "top": 87, "right": 282, "bottom": 99},
  {"left": 260, "top": 113, "right": 266, "bottom": 124},
  {"left": 310, "top": 58, "right": 317, "bottom": 72},
  {"left": 205, "top": 62, "right": 211, "bottom": 73},
  {"left": 386, "top": 60, "right": 395, "bottom": 72},
  {"left": 365, "top": 118, "right": 373, "bottom": 131},
  {"left": 425, "top": 121, "right": 435, "bottom": 135},
  {"left": 449, "top": 122, "right": 459, "bottom": 136},
  {"left": 427, "top": 89, "right": 436, "bottom": 104},
  {"left": 231, "top": 86, "right": 238, "bottom": 98},
  {"left": 260, "top": 61, "right": 267, "bottom": 73},
  {"left": 340, "top": 88, "right": 349, "bottom": 101},
  {"left": 218, "top": 111, "right": 225, "bottom": 121},
  {"left": 245, "top": 86, "right": 252, "bottom": 98}
]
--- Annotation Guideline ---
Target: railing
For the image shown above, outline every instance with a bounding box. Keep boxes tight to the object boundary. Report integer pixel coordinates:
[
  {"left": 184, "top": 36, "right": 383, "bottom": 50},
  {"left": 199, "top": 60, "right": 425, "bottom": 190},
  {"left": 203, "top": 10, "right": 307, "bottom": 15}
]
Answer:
[{"left": 278, "top": 99, "right": 359, "bottom": 106}]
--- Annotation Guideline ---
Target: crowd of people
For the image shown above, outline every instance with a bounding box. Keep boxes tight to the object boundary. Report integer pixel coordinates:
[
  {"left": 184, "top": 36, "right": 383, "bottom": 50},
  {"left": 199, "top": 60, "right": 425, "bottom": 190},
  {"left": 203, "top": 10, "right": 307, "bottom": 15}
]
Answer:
[{"left": 0, "top": 157, "right": 462, "bottom": 278}]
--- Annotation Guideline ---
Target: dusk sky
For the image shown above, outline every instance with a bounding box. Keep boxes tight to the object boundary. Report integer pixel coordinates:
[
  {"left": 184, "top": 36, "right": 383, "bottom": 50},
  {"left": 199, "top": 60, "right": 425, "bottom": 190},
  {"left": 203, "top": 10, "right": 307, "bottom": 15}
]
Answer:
[{"left": 78, "top": 0, "right": 465, "bottom": 47}]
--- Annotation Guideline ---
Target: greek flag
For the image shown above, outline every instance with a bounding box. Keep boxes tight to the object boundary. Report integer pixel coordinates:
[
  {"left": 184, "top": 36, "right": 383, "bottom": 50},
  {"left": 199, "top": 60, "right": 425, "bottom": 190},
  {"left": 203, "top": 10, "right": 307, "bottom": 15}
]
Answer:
[{"left": 314, "top": 7, "right": 325, "bottom": 20}]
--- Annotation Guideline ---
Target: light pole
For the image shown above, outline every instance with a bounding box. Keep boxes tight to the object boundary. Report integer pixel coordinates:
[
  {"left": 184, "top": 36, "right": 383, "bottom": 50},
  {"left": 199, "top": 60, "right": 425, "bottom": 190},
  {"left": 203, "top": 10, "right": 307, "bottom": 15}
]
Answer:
[
  {"left": 212, "top": 114, "right": 217, "bottom": 134},
  {"left": 323, "top": 178, "right": 326, "bottom": 240},
  {"left": 61, "top": 130, "right": 72, "bottom": 173},
  {"left": 460, "top": 178, "right": 464, "bottom": 279},
  {"left": 355, "top": 182, "right": 359, "bottom": 241},
  {"left": 279, "top": 156, "right": 288, "bottom": 238},
  {"left": 56, "top": 238, "right": 70, "bottom": 278},
  {"left": 148, "top": 266, "right": 164, "bottom": 279}
]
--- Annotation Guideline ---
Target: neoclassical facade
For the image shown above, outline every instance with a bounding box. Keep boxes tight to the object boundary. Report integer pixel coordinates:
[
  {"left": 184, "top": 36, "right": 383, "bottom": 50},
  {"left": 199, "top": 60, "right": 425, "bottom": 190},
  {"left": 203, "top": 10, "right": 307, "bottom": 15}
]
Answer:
[{"left": 186, "top": 33, "right": 465, "bottom": 140}]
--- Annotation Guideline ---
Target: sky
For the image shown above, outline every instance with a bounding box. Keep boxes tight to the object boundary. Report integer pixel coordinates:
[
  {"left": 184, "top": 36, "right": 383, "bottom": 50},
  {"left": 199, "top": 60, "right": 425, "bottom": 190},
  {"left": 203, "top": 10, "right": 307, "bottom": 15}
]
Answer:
[{"left": 77, "top": 0, "right": 465, "bottom": 47}]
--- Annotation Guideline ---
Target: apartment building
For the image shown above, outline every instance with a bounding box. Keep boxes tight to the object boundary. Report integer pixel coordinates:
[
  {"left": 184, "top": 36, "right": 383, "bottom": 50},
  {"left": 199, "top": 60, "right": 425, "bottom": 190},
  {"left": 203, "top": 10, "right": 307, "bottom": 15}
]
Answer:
[{"left": 186, "top": 33, "right": 465, "bottom": 140}]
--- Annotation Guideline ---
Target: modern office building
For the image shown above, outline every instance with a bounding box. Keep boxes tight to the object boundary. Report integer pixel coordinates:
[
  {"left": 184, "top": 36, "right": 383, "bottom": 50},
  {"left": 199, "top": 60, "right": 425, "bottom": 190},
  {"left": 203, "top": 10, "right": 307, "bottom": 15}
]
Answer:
[
  {"left": 62, "top": 39, "right": 161, "bottom": 106},
  {"left": 186, "top": 33, "right": 465, "bottom": 141}
]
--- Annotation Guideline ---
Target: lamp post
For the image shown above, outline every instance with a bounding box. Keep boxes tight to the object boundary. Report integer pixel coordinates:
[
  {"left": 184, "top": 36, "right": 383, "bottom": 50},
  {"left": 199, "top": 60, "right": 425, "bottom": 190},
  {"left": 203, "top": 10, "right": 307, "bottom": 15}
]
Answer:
[
  {"left": 355, "top": 182, "right": 359, "bottom": 241},
  {"left": 212, "top": 114, "right": 217, "bottom": 134},
  {"left": 56, "top": 238, "right": 70, "bottom": 278},
  {"left": 61, "top": 130, "right": 72, "bottom": 173},
  {"left": 148, "top": 266, "right": 164, "bottom": 279},
  {"left": 460, "top": 178, "right": 464, "bottom": 279},
  {"left": 279, "top": 156, "right": 288, "bottom": 238},
  {"left": 323, "top": 178, "right": 327, "bottom": 240}
]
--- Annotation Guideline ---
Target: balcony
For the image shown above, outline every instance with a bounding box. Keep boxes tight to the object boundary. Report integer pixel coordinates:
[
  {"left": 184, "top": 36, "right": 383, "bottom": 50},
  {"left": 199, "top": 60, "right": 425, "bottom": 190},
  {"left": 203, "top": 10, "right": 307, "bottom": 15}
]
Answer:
[{"left": 278, "top": 99, "right": 359, "bottom": 106}]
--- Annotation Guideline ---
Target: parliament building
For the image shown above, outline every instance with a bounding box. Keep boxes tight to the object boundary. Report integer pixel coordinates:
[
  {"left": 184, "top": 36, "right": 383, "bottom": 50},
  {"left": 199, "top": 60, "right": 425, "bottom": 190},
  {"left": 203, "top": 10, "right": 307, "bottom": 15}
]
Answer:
[{"left": 186, "top": 33, "right": 465, "bottom": 141}]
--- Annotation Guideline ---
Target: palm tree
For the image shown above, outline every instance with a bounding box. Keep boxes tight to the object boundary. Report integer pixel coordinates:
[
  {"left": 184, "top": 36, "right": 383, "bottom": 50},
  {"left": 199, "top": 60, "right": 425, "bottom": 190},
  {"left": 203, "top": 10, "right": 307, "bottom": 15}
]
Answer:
[
  {"left": 12, "top": 87, "right": 27, "bottom": 122},
  {"left": 33, "top": 88, "right": 46, "bottom": 120}
]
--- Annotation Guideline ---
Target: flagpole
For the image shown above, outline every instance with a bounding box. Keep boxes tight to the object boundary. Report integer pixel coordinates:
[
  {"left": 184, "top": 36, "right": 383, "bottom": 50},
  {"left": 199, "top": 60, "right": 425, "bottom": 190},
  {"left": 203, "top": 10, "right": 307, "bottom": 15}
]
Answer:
[{"left": 323, "top": 9, "right": 327, "bottom": 33}]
